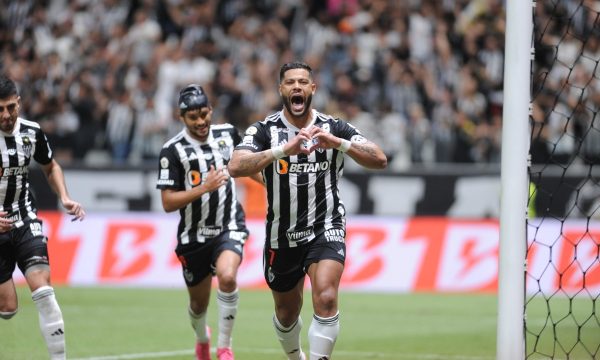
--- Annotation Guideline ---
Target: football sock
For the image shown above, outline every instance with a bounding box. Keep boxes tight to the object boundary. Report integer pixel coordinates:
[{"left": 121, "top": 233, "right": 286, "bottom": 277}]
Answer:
[
  {"left": 216, "top": 288, "right": 238, "bottom": 348},
  {"left": 32, "top": 286, "right": 65, "bottom": 360},
  {"left": 0, "top": 309, "right": 17, "bottom": 319},
  {"left": 273, "top": 315, "right": 304, "bottom": 360},
  {"left": 308, "top": 312, "right": 339, "bottom": 360},
  {"left": 188, "top": 307, "right": 210, "bottom": 343}
]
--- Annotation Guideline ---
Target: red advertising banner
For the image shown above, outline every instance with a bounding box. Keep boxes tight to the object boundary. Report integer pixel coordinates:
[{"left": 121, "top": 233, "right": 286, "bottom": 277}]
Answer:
[{"left": 12, "top": 212, "right": 599, "bottom": 294}]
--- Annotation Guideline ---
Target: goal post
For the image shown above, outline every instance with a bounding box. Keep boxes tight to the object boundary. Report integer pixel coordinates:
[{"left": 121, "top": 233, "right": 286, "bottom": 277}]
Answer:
[{"left": 497, "top": 0, "right": 533, "bottom": 358}]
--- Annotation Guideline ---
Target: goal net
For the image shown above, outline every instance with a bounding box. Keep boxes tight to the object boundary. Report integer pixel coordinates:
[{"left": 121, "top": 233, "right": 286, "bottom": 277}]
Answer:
[{"left": 527, "top": 0, "right": 600, "bottom": 358}]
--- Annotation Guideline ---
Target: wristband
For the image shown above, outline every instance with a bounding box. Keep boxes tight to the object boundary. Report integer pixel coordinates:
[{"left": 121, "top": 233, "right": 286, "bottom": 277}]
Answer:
[
  {"left": 336, "top": 139, "right": 352, "bottom": 153},
  {"left": 271, "top": 145, "right": 286, "bottom": 159}
]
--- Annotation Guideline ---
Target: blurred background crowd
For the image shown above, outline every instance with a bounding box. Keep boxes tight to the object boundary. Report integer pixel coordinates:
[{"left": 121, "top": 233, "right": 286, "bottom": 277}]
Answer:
[{"left": 0, "top": 0, "right": 597, "bottom": 170}]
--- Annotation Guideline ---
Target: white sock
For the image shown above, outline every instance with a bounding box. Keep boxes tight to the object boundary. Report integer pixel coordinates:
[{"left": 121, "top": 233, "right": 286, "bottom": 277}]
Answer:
[
  {"left": 273, "top": 315, "right": 305, "bottom": 360},
  {"left": 188, "top": 308, "right": 209, "bottom": 343},
  {"left": 32, "top": 286, "right": 65, "bottom": 360},
  {"left": 308, "top": 312, "right": 339, "bottom": 360},
  {"left": 0, "top": 309, "right": 17, "bottom": 319},
  {"left": 217, "top": 288, "right": 238, "bottom": 348}
]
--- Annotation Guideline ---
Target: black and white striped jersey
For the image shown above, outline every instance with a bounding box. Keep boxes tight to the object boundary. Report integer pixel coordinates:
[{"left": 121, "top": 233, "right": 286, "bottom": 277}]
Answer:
[
  {"left": 235, "top": 109, "right": 364, "bottom": 249},
  {"left": 0, "top": 117, "right": 53, "bottom": 228},
  {"left": 156, "top": 124, "right": 248, "bottom": 246}
]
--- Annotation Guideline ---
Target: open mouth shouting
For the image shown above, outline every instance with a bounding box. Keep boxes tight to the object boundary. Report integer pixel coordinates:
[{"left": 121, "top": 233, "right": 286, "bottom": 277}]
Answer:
[{"left": 285, "top": 92, "right": 312, "bottom": 118}]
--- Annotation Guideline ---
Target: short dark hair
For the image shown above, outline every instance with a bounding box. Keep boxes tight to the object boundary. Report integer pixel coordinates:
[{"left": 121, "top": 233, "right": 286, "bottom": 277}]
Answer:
[
  {"left": 0, "top": 74, "right": 18, "bottom": 99},
  {"left": 279, "top": 62, "right": 313, "bottom": 83},
  {"left": 178, "top": 84, "right": 209, "bottom": 115}
]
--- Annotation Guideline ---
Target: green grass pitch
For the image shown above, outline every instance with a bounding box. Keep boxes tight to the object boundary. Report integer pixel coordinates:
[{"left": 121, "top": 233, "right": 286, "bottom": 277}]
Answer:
[{"left": 1, "top": 286, "right": 597, "bottom": 359}]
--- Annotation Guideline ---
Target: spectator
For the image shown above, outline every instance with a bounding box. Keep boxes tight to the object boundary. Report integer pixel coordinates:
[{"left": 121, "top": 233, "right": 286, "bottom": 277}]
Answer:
[{"left": 20, "top": 0, "right": 600, "bottom": 167}]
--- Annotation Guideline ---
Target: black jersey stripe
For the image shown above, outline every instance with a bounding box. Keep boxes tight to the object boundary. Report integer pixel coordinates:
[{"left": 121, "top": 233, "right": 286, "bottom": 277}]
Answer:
[
  {"left": 295, "top": 152, "right": 309, "bottom": 231},
  {"left": 4, "top": 136, "right": 19, "bottom": 212}
]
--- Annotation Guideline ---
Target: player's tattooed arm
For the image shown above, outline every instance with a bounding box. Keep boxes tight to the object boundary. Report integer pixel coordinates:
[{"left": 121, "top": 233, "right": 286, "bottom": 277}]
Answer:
[
  {"left": 346, "top": 140, "right": 388, "bottom": 170},
  {"left": 229, "top": 149, "right": 274, "bottom": 177}
]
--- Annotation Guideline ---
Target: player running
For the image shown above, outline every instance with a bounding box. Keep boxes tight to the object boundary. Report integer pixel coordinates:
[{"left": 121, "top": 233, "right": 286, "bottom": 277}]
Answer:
[{"left": 228, "top": 62, "right": 387, "bottom": 360}]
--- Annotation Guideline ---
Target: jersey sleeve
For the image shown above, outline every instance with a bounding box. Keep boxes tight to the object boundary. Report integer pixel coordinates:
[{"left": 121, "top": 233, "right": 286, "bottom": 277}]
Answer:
[
  {"left": 333, "top": 118, "right": 368, "bottom": 143},
  {"left": 234, "top": 123, "right": 269, "bottom": 152},
  {"left": 156, "top": 146, "right": 182, "bottom": 190},
  {"left": 33, "top": 129, "right": 53, "bottom": 165},
  {"left": 231, "top": 127, "right": 242, "bottom": 147}
]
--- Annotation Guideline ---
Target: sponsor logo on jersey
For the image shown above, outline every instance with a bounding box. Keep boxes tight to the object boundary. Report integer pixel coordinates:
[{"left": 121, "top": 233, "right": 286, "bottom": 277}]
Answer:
[
  {"left": 160, "top": 157, "right": 169, "bottom": 169},
  {"left": 198, "top": 226, "right": 222, "bottom": 237},
  {"left": 286, "top": 226, "right": 314, "bottom": 242},
  {"left": 276, "top": 160, "right": 330, "bottom": 174},
  {"left": 1, "top": 166, "right": 29, "bottom": 177},
  {"left": 4, "top": 212, "right": 22, "bottom": 223},
  {"left": 350, "top": 134, "right": 367, "bottom": 143},
  {"left": 30, "top": 221, "right": 43, "bottom": 237},
  {"left": 229, "top": 231, "right": 247, "bottom": 242},
  {"left": 324, "top": 228, "right": 345, "bottom": 243},
  {"left": 245, "top": 126, "right": 257, "bottom": 135},
  {"left": 242, "top": 135, "right": 254, "bottom": 145},
  {"left": 157, "top": 179, "right": 175, "bottom": 186},
  {"left": 187, "top": 170, "right": 202, "bottom": 186}
]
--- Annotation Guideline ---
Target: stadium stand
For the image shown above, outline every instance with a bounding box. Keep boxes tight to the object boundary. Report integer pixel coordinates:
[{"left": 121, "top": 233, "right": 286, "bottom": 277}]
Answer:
[{"left": 2, "top": 0, "right": 508, "bottom": 169}]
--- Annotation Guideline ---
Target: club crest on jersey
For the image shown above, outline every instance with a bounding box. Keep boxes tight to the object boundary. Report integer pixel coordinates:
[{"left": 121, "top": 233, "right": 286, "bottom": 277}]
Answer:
[
  {"left": 183, "top": 268, "right": 194, "bottom": 283},
  {"left": 267, "top": 267, "right": 275, "bottom": 283},
  {"left": 245, "top": 126, "right": 257, "bottom": 135},
  {"left": 21, "top": 136, "right": 32, "bottom": 157},
  {"left": 217, "top": 140, "right": 230, "bottom": 161}
]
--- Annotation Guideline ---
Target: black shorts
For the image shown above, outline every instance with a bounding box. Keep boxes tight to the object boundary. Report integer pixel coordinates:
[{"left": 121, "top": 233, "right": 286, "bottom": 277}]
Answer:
[
  {"left": 263, "top": 228, "right": 346, "bottom": 292},
  {"left": 0, "top": 219, "right": 49, "bottom": 284},
  {"left": 175, "top": 230, "right": 246, "bottom": 287}
]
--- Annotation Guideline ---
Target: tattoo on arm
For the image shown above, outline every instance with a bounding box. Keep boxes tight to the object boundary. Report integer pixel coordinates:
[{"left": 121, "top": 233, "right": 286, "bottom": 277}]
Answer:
[
  {"left": 236, "top": 151, "right": 273, "bottom": 174},
  {"left": 355, "top": 142, "right": 378, "bottom": 158}
]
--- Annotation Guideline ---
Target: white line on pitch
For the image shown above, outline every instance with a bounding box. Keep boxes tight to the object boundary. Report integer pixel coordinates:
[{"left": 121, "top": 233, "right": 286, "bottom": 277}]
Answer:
[{"left": 71, "top": 347, "right": 493, "bottom": 360}]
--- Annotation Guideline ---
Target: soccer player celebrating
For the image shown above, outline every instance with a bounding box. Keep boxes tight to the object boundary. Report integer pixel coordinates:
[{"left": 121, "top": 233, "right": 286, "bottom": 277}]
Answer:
[
  {"left": 228, "top": 62, "right": 387, "bottom": 360},
  {"left": 0, "top": 74, "right": 86, "bottom": 360},
  {"left": 157, "top": 84, "right": 259, "bottom": 360}
]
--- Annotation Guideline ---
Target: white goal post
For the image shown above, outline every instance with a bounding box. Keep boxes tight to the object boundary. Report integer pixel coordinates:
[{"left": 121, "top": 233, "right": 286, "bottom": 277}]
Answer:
[{"left": 497, "top": 0, "right": 533, "bottom": 358}]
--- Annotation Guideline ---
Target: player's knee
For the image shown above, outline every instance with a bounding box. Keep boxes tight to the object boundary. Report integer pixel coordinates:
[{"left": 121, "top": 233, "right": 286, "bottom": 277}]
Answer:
[
  {"left": 275, "top": 304, "right": 302, "bottom": 326},
  {"left": 313, "top": 288, "right": 338, "bottom": 313},
  {"left": 217, "top": 272, "right": 237, "bottom": 291},
  {"left": 0, "top": 308, "right": 18, "bottom": 319}
]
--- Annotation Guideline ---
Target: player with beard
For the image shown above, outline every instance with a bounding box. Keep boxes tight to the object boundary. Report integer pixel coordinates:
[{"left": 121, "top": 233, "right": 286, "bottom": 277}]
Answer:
[
  {"left": 228, "top": 62, "right": 387, "bottom": 360},
  {"left": 0, "top": 74, "right": 86, "bottom": 360}
]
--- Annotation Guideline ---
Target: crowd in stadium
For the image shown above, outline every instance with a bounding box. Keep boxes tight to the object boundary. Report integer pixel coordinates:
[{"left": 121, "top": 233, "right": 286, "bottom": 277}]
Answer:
[{"left": 3, "top": 0, "right": 591, "bottom": 169}]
